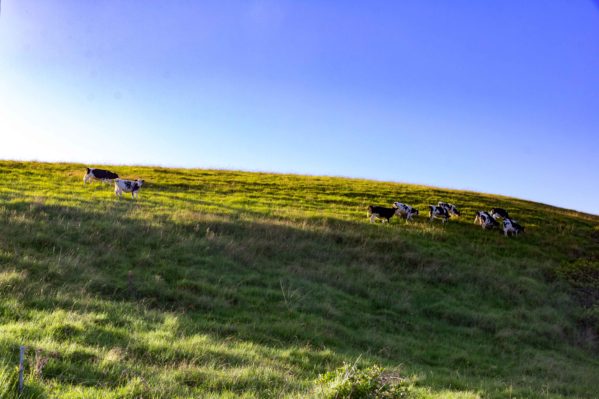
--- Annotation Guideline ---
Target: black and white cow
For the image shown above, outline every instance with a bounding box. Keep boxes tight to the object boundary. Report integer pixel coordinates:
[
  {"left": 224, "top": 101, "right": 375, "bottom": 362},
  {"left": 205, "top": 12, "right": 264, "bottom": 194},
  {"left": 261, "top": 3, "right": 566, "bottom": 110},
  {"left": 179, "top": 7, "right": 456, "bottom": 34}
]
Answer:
[
  {"left": 114, "top": 178, "right": 145, "bottom": 198},
  {"left": 490, "top": 208, "right": 510, "bottom": 220},
  {"left": 392, "top": 202, "right": 419, "bottom": 221},
  {"left": 503, "top": 218, "right": 524, "bottom": 237},
  {"left": 83, "top": 167, "right": 119, "bottom": 184},
  {"left": 474, "top": 211, "right": 487, "bottom": 224},
  {"left": 367, "top": 205, "right": 397, "bottom": 223},
  {"left": 428, "top": 205, "right": 449, "bottom": 224},
  {"left": 474, "top": 211, "right": 499, "bottom": 229},
  {"left": 438, "top": 201, "right": 461, "bottom": 217}
]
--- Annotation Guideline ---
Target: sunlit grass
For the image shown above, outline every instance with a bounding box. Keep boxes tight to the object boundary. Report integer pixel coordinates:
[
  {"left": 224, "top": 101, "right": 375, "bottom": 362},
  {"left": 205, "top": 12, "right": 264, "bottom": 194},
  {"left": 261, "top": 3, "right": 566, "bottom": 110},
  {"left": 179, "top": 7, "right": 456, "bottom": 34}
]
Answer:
[{"left": 0, "top": 160, "right": 597, "bottom": 398}]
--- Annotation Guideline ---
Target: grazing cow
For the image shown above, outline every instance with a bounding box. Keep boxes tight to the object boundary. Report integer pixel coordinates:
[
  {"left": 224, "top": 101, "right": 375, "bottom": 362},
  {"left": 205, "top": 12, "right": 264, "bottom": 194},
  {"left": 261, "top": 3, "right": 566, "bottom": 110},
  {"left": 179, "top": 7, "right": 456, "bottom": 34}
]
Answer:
[
  {"left": 83, "top": 167, "right": 119, "bottom": 184},
  {"left": 503, "top": 218, "right": 524, "bottom": 236},
  {"left": 428, "top": 205, "right": 449, "bottom": 224},
  {"left": 393, "top": 202, "right": 419, "bottom": 221},
  {"left": 114, "top": 178, "right": 145, "bottom": 198},
  {"left": 367, "top": 205, "right": 397, "bottom": 223},
  {"left": 438, "top": 201, "right": 461, "bottom": 217},
  {"left": 474, "top": 211, "right": 500, "bottom": 229},
  {"left": 474, "top": 211, "right": 488, "bottom": 225},
  {"left": 490, "top": 208, "right": 510, "bottom": 220}
]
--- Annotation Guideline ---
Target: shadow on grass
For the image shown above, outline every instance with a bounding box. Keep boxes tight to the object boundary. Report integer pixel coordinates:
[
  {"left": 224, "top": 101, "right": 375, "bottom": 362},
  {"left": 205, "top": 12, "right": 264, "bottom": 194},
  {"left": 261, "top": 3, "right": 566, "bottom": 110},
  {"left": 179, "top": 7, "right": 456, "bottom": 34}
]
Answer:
[{"left": 0, "top": 199, "right": 597, "bottom": 397}]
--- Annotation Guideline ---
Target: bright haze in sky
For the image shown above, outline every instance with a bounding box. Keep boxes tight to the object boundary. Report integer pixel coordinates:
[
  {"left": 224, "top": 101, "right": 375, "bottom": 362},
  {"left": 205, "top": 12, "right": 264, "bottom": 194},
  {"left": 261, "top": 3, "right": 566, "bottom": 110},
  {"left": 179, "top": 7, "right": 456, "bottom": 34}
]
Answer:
[{"left": 0, "top": 1, "right": 598, "bottom": 214}]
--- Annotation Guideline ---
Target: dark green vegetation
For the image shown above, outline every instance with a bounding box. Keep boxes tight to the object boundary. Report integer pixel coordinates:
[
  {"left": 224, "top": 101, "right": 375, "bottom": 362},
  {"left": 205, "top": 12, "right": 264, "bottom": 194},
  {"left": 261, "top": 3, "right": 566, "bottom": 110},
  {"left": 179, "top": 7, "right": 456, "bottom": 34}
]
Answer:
[{"left": 0, "top": 160, "right": 597, "bottom": 398}]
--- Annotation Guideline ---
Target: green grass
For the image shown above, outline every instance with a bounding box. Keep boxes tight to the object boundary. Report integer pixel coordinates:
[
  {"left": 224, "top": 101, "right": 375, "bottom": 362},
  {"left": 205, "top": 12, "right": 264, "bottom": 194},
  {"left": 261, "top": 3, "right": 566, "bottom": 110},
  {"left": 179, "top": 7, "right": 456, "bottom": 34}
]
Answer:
[{"left": 0, "top": 160, "right": 597, "bottom": 398}]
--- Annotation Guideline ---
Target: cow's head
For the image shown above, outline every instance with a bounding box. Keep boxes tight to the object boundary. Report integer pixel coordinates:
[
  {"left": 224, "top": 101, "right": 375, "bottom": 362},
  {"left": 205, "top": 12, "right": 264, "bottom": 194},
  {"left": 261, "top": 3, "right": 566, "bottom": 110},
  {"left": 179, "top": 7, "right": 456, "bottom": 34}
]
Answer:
[{"left": 449, "top": 204, "right": 461, "bottom": 216}]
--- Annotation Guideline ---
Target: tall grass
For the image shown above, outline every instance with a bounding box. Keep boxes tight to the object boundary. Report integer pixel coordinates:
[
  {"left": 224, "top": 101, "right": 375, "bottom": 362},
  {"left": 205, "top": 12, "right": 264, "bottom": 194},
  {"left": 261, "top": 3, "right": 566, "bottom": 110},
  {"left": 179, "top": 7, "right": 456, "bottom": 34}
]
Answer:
[{"left": 0, "top": 160, "right": 597, "bottom": 398}]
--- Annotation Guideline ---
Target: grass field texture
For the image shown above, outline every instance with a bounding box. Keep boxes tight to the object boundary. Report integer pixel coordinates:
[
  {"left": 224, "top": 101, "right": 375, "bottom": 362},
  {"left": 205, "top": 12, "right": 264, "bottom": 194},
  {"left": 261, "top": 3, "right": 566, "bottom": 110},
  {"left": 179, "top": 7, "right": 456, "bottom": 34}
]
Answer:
[{"left": 0, "top": 160, "right": 598, "bottom": 398}]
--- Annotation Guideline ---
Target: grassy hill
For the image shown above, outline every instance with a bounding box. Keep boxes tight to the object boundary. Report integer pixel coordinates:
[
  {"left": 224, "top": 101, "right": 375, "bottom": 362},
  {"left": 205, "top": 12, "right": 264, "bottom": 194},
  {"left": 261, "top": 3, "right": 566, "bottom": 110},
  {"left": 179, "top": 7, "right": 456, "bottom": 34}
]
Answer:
[{"left": 0, "top": 160, "right": 597, "bottom": 398}]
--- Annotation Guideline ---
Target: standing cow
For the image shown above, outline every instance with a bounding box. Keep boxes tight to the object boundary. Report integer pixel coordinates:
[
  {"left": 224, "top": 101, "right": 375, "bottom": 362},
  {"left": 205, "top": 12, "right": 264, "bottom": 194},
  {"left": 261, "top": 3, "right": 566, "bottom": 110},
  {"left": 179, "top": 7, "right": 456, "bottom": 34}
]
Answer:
[
  {"left": 428, "top": 205, "right": 450, "bottom": 224},
  {"left": 83, "top": 167, "right": 119, "bottom": 184},
  {"left": 503, "top": 218, "right": 524, "bottom": 236},
  {"left": 114, "top": 179, "right": 145, "bottom": 199},
  {"left": 393, "top": 202, "right": 419, "bottom": 221},
  {"left": 367, "top": 205, "right": 397, "bottom": 223},
  {"left": 474, "top": 211, "right": 500, "bottom": 229},
  {"left": 438, "top": 201, "right": 461, "bottom": 217}
]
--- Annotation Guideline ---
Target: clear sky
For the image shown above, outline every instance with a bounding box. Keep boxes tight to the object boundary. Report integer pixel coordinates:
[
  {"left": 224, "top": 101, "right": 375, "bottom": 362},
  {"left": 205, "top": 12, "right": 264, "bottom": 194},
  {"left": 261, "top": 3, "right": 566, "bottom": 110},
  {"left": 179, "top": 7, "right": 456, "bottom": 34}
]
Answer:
[{"left": 1, "top": 1, "right": 598, "bottom": 215}]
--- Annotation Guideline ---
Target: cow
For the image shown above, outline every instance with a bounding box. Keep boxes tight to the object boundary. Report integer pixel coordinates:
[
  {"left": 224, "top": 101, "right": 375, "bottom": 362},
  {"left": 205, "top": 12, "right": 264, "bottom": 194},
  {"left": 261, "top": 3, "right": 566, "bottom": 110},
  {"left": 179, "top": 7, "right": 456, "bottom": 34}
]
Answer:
[
  {"left": 367, "top": 205, "right": 397, "bottom": 223},
  {"left": 490, "top": 208, "right": 510, "bottom": 220},
  {"left": 114, "top": 178, "right": 145, "bottom": 198},
  {"left": 474, "top": 211, "right": 500, "bottom": 229},
  {"left": 428, "top": 205, "right": 449, "bottom": 224},
  {"left": 83, "top": 167, "right": 119, "bottom": 184},
  {"left": 503, "top": 218, "right": 524, "bottom": 237},
  {"left": 438, "top": 201, "right": 461, "bottom": 217},
  {"left": 474, "top": 210, "right": 492, "bottom": 225},
  {"left": 392, "top": 202, "right": 419, "bottom": 221}
]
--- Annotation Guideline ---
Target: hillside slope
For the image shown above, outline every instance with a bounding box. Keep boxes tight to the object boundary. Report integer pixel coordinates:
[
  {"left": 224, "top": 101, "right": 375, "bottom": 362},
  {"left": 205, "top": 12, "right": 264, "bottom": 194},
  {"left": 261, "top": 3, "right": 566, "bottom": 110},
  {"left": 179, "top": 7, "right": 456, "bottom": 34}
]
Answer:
[{"left": 0, "top": 161, "right": 598, "bottom": 398}]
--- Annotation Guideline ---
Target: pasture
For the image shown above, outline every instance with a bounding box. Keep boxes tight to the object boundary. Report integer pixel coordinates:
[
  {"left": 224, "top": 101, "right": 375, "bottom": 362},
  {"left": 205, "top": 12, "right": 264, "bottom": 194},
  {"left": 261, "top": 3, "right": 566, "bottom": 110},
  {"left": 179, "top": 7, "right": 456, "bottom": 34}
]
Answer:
[{"left": 0, "top": 161, "right": 597, "bottom": 398}]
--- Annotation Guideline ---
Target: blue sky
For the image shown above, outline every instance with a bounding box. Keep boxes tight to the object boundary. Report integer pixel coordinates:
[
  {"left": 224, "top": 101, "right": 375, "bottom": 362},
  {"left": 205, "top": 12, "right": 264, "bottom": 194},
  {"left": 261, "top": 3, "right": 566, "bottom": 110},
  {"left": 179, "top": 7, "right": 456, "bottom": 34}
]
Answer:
[{"left": 1, "top": 1, "right": 598, "bottom": 214}]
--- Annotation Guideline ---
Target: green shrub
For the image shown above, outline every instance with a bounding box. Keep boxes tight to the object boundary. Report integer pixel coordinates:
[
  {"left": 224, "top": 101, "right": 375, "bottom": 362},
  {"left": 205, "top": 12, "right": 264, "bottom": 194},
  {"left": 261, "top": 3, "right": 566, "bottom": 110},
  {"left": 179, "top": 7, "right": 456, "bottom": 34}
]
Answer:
[{"left": 317, "top": 362, "right": 413, "bottom": 399}]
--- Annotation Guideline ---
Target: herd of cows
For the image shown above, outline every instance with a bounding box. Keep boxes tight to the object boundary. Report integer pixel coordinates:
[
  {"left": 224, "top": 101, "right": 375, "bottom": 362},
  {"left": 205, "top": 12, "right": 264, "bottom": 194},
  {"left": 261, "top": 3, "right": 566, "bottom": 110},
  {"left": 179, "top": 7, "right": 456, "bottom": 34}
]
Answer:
[
  {"left": 82, "top": 167, "right": 524, "bottom": 237},
  {"left": 368, "top": 201, "right": 525, "bottom": 237}
]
